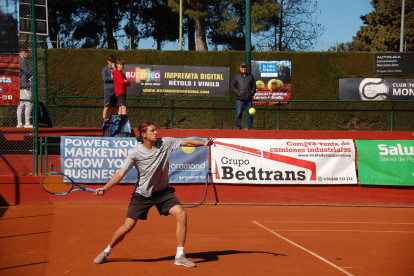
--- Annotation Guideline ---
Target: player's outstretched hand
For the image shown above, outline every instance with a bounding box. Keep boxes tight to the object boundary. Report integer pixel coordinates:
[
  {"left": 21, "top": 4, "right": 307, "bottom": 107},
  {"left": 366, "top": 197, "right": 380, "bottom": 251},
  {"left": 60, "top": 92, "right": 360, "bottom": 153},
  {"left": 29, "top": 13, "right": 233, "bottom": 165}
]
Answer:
[
  {"left": 205, "top": 137, "right": 216, "bottom": 147},
  {"left": 94, "top": 187, "right": 107, "bottom": 196}
]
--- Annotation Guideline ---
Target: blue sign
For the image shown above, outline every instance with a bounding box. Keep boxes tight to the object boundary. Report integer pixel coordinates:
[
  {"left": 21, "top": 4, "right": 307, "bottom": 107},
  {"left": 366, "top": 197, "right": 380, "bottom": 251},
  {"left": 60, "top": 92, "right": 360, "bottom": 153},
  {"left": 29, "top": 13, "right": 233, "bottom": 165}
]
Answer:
[
  {"left": 260, "top": 62, "right": 278, "bottom": 76},
  {"left": 60, "top": 136, "right": 209, "bottom": 184}
]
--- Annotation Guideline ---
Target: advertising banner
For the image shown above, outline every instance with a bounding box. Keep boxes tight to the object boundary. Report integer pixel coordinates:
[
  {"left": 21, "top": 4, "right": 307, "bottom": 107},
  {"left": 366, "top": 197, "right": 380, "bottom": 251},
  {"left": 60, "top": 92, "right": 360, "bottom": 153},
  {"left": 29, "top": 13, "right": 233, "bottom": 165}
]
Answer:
[
  {"left": 374, "top": 52, "right": 414, "bottom": 75},
  {"left": 60, "top": 136, "right": 209, "bottom": 184},
  {"left": 355, "top": 140, "right": 414, "bottom": 186},
  {"left": 211, "top": 139, "right": 357, "bottom": 184},
  {"left": 0, "top": 55, "right": 20, "bottom": 105},
  {"left": 0, "top": 0, "right": 19, "bottom": 54},
  {"left": 123, "top": 64, "right": 229, "bottom": 97},
  {"left": 339, "top": 78, "right": 414, "bottom": 101},
  {"left": 251, "top": 60, "right": 292, "bottom": 105},
  {"left": 0, "top": 0, "right": 20, "bottom": 105}
]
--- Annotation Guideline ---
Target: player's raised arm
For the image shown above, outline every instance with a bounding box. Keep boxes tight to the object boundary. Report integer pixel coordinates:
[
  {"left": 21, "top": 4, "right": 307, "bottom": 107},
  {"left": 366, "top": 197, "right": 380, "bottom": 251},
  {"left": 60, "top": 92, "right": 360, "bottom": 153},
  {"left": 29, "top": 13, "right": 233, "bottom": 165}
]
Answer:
[
  {"left": 95, "top": 168, "right": 127, "bottom": 196},
  {"left": 181, "top": 138, "right": 216, "bottom": 148}
]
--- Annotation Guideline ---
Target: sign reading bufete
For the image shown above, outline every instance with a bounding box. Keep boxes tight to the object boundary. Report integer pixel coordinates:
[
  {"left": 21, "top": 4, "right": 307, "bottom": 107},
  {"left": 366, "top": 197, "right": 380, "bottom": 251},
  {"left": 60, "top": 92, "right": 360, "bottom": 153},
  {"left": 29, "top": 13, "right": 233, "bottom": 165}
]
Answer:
[{"left": 356, "top": 140, "right": 414, "bottom": 186}]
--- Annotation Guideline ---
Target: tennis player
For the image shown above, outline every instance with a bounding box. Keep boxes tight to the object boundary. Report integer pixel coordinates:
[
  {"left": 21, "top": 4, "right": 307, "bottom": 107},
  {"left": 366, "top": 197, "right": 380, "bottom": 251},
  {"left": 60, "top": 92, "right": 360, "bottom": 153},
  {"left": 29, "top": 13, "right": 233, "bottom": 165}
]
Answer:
[{"left": 93, "top": 120, "right": 215, "bottom": 267}]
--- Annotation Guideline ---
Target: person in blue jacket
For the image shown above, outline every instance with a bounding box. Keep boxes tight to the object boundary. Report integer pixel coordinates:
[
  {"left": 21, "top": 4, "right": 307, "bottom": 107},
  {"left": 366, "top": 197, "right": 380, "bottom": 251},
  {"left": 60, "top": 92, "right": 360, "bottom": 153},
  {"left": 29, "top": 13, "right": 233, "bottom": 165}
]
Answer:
[
  {"left": 102, "top": 55, "right": 117, "bottom": 121},
  {"left": 16, "top": 47, "right": 33, "bottom": 128}
]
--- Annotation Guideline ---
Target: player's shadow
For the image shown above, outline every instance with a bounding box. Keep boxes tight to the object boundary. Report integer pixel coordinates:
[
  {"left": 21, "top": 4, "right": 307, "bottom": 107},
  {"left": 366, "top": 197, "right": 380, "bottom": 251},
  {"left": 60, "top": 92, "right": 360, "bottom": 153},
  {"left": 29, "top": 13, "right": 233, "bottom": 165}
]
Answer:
[{"left": 107, "top": 250, "right": 285, "bottom": 264}]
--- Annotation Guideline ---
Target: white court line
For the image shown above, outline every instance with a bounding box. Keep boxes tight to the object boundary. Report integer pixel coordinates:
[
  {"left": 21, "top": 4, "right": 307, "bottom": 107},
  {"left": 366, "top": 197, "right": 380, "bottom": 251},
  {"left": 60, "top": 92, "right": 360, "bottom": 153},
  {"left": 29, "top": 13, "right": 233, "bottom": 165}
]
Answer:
[
  {"left": 253, "top": 221, "right": 355, "bottom": 276},
  {"left": 262, "top": 221, "right": 414, "bottom": 225},
  {"left": 269, "top": 230, "right": 414, "bottom": 233}
]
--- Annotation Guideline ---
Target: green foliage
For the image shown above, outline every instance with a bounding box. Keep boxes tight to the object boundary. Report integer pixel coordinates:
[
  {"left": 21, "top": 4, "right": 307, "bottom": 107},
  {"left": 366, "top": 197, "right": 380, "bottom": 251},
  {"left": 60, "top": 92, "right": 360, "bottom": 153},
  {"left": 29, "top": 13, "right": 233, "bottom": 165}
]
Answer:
[
  {"left": 47, "top": 49, "right": 414, "bottom": 131},
  {"left": 353, "top": 0, "right": 414, "bottom": 52}
]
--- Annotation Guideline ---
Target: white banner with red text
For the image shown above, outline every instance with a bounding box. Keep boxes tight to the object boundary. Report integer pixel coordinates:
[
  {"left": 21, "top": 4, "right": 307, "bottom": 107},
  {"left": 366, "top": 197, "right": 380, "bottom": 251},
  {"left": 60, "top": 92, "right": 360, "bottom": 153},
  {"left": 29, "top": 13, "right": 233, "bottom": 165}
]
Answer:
[{"left": 211, "top": 139, "right": 357, "bottom": 184}]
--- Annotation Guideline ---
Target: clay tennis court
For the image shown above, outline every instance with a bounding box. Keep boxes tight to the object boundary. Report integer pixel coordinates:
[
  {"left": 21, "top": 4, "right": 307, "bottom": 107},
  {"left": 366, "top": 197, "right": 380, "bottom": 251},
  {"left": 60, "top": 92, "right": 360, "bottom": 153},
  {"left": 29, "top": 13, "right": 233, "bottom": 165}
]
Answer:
[{"left": 1, "top": 203, "right": 413, "bottom": 276}]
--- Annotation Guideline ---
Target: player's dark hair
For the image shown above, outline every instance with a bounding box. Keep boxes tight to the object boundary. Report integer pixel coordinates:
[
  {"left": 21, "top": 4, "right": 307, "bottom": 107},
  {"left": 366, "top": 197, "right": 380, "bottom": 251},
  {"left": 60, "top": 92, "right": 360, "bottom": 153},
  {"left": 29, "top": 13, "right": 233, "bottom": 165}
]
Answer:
[
  {"left": 19, "top": 46, "right": 29, "bottom": 53},
  {"left": 116, "top": 58, "right": 126, "bottom": 65},
  {"left": 137, "top": 120, "right": 154, "bottom": 143},
  {"left": 108, "top": 55, "right": 116, "bottom": 63}
]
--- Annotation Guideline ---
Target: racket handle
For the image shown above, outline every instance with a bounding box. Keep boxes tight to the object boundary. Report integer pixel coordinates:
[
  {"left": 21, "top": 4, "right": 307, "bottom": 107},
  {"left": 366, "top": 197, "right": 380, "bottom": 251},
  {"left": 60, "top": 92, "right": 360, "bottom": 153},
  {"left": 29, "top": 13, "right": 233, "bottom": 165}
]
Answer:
[{"left": 85, "top": 188, "right": 96, "bottom": 193}]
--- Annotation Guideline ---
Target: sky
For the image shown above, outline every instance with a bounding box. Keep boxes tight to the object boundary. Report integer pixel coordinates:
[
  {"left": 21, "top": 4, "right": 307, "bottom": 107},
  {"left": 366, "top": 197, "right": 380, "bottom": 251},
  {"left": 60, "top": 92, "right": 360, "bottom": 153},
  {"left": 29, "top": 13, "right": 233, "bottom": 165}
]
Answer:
[
  {"left": 313, "top": 0, "right": 374, "bottom": 51},
  {"left": 138, "top": 0, "right": 375, "bottom": 52}
]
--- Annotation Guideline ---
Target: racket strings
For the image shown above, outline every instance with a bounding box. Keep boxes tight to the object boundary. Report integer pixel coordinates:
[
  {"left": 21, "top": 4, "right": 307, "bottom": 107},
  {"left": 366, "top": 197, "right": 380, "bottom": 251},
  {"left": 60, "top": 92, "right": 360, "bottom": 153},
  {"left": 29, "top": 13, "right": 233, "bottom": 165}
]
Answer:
[{"left": 41, "top": 174, "right": 73, "bottom": 194}]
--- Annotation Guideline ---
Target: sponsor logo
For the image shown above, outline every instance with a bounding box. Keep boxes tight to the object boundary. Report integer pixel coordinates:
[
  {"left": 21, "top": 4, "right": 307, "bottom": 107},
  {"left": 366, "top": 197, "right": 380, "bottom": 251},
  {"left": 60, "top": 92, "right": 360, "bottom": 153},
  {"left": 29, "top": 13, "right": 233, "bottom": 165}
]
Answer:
[
  {"left": 126, "top": 68, "right": 161, "bottom": 83},
  {"left": 359, "top": 78, "right": 389, "bottom": 100},
  {"left": 214, "top": 141, "right": 316, "bottom": 181},
  {"left": 378, "top": 144, "right": 414, "bottom": 156},
  {"left": 0, "top": 76, "right": 12, "bottom": 83}
]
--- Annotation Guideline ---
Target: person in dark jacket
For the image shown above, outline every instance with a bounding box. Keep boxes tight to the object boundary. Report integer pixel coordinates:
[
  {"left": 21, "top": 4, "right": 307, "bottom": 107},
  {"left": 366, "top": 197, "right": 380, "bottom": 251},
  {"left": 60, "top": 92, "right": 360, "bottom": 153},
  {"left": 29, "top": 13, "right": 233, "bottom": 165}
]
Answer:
[
  {"left": 16, "top": 47, "right": 33, "bottom": 128},
  {"left": 231, "top": 62, "right": 256, "bottom": 130},
  {"left": 102, "top": 55, "right": 117, "bottom": 121}
]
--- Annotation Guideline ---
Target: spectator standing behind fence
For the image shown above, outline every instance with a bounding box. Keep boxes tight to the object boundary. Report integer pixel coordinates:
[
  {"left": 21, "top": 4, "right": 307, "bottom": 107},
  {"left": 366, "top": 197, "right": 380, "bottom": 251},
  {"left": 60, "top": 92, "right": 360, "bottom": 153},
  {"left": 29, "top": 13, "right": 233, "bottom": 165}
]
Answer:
[
  {"left": 16, "top": 47, "right": 33, "bottom": 128},
  {"left": 102, "top": 55, "right": 117, "bottom": 122},
  {"left": 112, "top": 58, "right": 131, "bottom": 120},
  {"left": 231, "top": 62, "right": 256, "bottom": 130}
]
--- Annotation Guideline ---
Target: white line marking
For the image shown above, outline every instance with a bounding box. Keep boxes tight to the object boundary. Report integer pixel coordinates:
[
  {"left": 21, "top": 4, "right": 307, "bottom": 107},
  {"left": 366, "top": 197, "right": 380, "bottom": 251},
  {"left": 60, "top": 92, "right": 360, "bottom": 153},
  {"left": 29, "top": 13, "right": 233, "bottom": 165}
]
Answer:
[
  {"left": 268, "top": 230, "right": 414, "bottom": 233},
  {"left": 262, "top": 221, "right": 414, "bottom": 225},
  {"left": 253, "top": 221, "right": 355, "bottom": 276}
]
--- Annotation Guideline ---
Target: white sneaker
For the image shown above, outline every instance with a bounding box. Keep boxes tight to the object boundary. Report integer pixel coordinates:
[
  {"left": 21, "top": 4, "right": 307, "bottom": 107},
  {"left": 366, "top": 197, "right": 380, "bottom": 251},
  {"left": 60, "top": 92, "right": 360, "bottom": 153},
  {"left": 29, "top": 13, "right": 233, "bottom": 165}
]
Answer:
[
  {"left": 16, "top": 124, "right": 23, "bottom": 128},
  {"left": 94, "top": 251, "right": 108, "bottom": 264},
  {"left": 174, "top": 254, "right": 196, "bottom": 267},
  {"left": 23, "top": 124, "right": 33, "bottom": 128}
]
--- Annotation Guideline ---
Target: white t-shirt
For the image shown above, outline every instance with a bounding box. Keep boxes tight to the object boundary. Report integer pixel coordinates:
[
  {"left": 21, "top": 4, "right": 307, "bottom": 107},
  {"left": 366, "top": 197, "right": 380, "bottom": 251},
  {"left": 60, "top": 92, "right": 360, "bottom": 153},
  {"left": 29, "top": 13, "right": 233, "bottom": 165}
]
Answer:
[{"left": 121, "top": 137, "right": 181, "bottom": 197}]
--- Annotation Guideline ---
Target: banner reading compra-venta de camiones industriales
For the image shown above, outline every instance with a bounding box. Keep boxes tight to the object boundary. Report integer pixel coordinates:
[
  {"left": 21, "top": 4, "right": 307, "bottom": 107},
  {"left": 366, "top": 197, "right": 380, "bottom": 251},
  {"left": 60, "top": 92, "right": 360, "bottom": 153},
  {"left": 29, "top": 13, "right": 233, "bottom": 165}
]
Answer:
[
  {"left": 355, "top": 140, "right": 414, "bottom": 186},
  {"left": 60, "top": 136, "right": 209, "bottom": 184},
  {"left": 123, "top": 64, "right": 229, "bottom": 97},
  {"left": 211, "top": 139, "right": 357, "bottom": 184}
]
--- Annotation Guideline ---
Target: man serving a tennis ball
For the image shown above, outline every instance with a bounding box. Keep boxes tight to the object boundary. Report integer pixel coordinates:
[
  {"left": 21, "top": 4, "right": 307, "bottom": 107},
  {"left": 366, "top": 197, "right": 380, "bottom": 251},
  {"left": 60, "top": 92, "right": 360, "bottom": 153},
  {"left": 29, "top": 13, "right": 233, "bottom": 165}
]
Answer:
[{"left": 93, "top": 120, "right": 215, "bottom": 268}]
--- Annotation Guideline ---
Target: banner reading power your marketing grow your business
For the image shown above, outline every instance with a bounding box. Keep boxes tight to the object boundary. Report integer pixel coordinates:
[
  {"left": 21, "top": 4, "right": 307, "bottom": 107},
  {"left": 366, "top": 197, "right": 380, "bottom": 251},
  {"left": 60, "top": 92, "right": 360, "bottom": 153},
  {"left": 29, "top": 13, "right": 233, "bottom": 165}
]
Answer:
[
  {"left": 211, "top": 139, "right": 357, "bottom": 184},
  {"left": 60, "top": 136, "right": 209, "bottom": 184},
  {"left": 356, "top": 140, "right": 414, "bottom": 186}
]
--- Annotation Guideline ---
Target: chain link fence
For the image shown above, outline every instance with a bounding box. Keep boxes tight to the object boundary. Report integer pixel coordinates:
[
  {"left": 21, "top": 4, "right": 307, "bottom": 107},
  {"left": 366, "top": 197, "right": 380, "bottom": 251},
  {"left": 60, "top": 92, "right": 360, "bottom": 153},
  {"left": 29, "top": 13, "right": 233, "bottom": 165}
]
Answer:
[
  {"left": 1, "top": 1, "right": 413, "bottom": 177},
  {"left": 0, "top": 0, "right": 47, "bottom": 176}
]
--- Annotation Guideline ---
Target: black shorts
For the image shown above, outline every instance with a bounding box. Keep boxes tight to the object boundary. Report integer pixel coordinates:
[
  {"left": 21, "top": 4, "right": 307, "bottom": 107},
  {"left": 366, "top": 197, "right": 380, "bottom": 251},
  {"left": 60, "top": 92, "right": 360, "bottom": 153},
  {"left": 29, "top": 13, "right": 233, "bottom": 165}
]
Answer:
[
  {"left": 104, "top": 92, "right": 117, "bottom": 107},
  {"left": 117, "top": 94, "right": 126, "bottom": 107},
  {"left": 126, "top": 187, "right": 181, "bottom": 220}
]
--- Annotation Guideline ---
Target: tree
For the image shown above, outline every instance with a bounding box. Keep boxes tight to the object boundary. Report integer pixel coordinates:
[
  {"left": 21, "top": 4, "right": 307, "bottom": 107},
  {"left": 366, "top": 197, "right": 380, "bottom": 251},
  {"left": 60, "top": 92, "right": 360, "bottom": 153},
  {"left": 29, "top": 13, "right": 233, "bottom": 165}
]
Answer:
[
  {"left": 258, "top": 0, "right": 324, "bottom": 51},
  {"left": 208, "top": 0, "right": 323, "bottom": 51},
  {"left": 168, "top": 0, "right": 211, "bottom": 51},
  {"left": 48, "top": 0, "right": 129, "bottom": 49},
  {"left": 353, "top": 0, "right": 414, "bottom": 52},
  {"left": 47, "top": 0, "right": 79, "bottom": 48},
  {"left": 326, "top": 41, "right": 365, "bottom": 52},
  {"left": 207, "top": 0, "right": 247, "bottom": 50},
  {"left": 135, "top": 0, "right": 179, "bottom": 50}
]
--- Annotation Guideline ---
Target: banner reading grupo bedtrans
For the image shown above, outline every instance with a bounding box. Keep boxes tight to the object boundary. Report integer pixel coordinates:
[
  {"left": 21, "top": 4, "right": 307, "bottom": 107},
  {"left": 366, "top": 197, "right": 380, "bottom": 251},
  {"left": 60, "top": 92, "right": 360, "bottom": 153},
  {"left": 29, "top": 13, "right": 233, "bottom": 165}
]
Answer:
[
  {"left": 60, "top": 136, "right": 209, "bottom": 184},
  {"left": 355, "top": 140, "right": 414, "bottom": 186},
  {"left": 211, "top": 139, "right": 357, "bottom": 184},
  {"left": 123, "top": 64, "right": 229, "bottom": 97}
]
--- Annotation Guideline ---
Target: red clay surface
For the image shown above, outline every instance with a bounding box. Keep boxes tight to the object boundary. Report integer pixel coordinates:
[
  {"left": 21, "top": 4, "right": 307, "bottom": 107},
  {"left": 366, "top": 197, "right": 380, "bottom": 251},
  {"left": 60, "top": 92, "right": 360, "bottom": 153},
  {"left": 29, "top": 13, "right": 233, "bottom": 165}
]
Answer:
[{"left": 1, "top": 204, "right": 413, "bottom": 276}]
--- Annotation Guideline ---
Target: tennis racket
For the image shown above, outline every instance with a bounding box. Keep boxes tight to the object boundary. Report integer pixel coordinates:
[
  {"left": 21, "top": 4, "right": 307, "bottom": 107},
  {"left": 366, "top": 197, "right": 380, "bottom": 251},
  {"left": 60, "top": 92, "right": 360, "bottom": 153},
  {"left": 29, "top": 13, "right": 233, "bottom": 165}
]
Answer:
[{"left": 40, "top": 172, "right": 96, "bottom": 195}]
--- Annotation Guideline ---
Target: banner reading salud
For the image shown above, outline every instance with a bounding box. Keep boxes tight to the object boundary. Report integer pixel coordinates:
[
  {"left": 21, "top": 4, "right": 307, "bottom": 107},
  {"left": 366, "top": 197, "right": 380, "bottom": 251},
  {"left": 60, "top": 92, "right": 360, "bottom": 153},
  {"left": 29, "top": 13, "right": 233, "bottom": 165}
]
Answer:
[{"left": 356, "top": 140, "right": 414, "bottom": 186}]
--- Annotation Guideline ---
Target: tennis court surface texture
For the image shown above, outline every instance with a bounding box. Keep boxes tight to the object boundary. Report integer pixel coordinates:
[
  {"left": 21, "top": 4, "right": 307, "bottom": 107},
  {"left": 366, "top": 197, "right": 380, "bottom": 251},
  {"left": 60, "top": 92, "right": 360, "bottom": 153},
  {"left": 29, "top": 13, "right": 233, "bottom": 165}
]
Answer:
[{"left": 1, "top": 203, "right": 413, "bottom": 276}]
